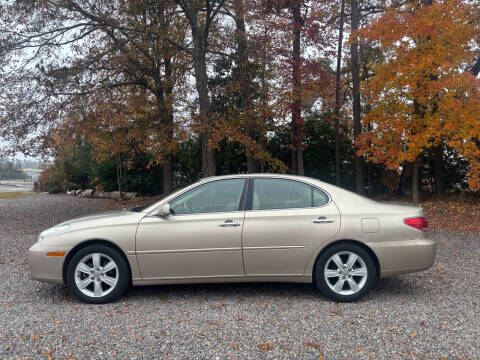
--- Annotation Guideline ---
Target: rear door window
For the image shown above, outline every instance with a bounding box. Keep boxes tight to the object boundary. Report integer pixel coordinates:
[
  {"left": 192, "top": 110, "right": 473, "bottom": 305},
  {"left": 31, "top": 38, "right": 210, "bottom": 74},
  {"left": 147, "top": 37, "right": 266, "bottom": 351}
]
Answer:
[{"left": 252, "top": 178, "right": 328, "bottom": 210}]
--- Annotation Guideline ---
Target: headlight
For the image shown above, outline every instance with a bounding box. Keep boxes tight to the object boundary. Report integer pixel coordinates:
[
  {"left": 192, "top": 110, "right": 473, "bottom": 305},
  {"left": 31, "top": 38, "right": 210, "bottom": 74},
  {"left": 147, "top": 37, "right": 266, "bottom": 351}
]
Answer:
[{"left": 38, "top": 224, "right": 70, "bottom": 242}]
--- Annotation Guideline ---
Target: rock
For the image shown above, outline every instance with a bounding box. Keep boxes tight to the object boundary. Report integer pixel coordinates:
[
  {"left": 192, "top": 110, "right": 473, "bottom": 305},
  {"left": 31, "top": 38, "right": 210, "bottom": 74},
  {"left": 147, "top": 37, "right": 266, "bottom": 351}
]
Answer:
[
  {"left": 110, "top": 191, "right": 121, "bottom": 200},
  {"left": 95, "top": 191, "right": 109, "bottom": 199},
  {"left": 124, "top": 192, "right": 137, "bottom": 200},
  {"left": 79, "top": 189, "right": 95, "bottom": 198},
  {"left": 66, "top": 190, "right": 75, "bottom": 195},
  {"left": 75, "top": 190, "right": 82, "bottom": 196}
]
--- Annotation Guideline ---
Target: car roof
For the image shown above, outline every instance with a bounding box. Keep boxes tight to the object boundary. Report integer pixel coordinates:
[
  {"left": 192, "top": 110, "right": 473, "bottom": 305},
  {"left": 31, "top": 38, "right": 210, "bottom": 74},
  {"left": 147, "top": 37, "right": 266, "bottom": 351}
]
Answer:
[
  {"left": 143, "top": 173, "right": 379, "bottom": 213},
  {"left": 201, "top": 173, "right": 316, "bottom": 181},
  {"left": 199, "top": 173, "right": 333, "bottom": 191}
]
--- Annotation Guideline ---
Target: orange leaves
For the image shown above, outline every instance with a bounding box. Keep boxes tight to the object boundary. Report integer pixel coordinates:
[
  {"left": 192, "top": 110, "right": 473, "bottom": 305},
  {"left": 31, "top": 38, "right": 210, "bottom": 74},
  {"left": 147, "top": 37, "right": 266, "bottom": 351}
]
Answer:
[
  {"left": 258, "top": 343, "right": 273, "bottom": 351},
  {"left": 422, "top": 196, "right": 480, "bottom": 233},
  {"left": 357, "top": 0, "right": 480, "bottom": 187},
  {"left": 44, "top": 348, "right": 54, "bottom": 360},
  {"left": 409, "top": 331, "right": 418, "bottom": 341}
]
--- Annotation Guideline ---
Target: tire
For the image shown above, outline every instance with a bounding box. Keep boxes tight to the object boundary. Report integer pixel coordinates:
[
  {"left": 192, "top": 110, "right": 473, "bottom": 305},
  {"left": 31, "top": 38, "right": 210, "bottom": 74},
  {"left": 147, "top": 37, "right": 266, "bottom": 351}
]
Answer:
[
  {"left": 66, "top": 244, "right": 130, "bottom": 304},
  {"left": 314, "top": 243, "right": 376, "bottom": 302}
]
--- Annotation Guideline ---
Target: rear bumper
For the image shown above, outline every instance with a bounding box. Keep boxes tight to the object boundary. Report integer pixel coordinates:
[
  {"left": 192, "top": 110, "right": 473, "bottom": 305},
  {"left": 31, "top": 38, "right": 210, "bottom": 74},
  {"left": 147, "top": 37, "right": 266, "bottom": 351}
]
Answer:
[
  {"left": 27, "top": 242, "right": 71, "bottom": 284},
  {"left": 369, "top": 237, "right": 436, "bottom": 278}
]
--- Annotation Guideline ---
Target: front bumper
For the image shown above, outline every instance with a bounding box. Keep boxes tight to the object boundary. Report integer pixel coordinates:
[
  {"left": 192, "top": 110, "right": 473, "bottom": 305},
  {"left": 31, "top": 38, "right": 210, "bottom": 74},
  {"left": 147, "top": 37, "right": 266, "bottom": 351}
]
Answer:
[
  {"left": 369, "top": 237, "right": 436, "bottom": 278},
  {"left": 27, "top": 242, "right": 72, "bottom": 284}
]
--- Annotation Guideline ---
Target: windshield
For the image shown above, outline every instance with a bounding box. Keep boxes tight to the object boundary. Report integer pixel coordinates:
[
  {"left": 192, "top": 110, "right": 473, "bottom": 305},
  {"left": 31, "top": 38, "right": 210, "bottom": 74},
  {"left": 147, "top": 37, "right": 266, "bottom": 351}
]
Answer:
[{"left": 129, "top": 183, "right": 194, "bottom": 213}]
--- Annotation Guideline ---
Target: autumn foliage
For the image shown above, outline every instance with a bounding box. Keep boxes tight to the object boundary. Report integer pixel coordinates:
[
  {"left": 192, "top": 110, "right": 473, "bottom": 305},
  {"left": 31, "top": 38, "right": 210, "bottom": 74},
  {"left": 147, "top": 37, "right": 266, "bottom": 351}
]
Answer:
[
  {"left": 357, "top": 0, "right": 480, "bottom": 189},
  {"left": 0, "top": 0, "right": 479, "bottom": 198}
]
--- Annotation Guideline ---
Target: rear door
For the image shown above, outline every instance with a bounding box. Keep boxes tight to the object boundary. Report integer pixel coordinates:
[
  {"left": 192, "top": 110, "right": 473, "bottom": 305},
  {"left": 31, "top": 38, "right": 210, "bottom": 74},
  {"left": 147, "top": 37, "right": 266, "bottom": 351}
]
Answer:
[{"left": 242, "top": 177, "right": 340, "bottom": 276}]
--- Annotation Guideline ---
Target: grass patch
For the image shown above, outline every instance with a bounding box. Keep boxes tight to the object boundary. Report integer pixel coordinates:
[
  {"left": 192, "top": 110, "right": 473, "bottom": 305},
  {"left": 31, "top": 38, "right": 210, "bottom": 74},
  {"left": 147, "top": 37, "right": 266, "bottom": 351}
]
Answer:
[{"left": 0, "top": 192, "right": 32, "bottom": 199}]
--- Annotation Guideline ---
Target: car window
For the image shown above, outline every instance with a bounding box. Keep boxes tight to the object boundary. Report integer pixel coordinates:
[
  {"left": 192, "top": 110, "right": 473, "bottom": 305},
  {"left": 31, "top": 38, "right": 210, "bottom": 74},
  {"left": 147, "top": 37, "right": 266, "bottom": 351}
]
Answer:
[
  {"left": 313, "top": 187, "right": 329, "bottom": 207},
  {"left": 169, "top": 179, "right": 245, "bottom": 215},
  {"left": 252, "top": 178, "right": 328, "bottom": 210}
]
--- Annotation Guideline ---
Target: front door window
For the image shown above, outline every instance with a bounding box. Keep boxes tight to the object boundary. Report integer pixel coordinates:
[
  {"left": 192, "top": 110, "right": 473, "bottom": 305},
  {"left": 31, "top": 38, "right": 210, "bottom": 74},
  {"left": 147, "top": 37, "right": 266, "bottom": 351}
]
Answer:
[{"left": 169, "top": 179, "right": 246, "bottom": 215}]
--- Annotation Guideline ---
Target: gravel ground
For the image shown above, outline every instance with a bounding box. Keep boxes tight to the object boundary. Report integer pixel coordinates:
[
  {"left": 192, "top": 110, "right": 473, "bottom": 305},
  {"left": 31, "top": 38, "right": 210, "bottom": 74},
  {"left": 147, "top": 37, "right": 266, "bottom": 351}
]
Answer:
[{"left": 0, "top": 194, "right": 479, "bottom": 359}]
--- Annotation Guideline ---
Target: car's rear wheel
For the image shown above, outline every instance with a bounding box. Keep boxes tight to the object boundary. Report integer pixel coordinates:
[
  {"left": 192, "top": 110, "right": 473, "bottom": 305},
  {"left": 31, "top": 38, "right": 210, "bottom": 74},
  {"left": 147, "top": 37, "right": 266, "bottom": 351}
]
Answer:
[
  {"left": 66, "top": 244, "right": 130, "bottom": 304},
  {"left": 314, "top": 243, "right": 376, "bottom": 302}
]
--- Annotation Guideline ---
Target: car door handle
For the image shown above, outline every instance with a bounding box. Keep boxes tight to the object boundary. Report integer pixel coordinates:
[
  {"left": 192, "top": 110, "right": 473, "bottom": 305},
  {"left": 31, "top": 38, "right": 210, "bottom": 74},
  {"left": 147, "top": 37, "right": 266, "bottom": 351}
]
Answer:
[
  {"left": 313, "top": 217, "right": 335, "bottom": 224},
  {"left": 219, "top": 220, "right": 241, "bottom": 227}
]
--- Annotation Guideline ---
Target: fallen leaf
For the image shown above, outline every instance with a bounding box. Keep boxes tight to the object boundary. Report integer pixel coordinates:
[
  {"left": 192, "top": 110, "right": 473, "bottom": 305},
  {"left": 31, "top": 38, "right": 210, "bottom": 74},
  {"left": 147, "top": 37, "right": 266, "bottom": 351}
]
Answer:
[
  {"left": 258, "top": 343, "right": 273, "bottom": 351},
  {"left": 45, "top": 349, "right": 54, "bottom": 360}
]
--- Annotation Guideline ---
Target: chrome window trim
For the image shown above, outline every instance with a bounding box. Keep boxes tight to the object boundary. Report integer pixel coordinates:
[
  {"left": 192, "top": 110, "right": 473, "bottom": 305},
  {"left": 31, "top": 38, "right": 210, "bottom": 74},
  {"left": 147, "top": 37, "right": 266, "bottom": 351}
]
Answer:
[
  {"left": 146, "top": 175, "right": 332, "bottom": 217},
  {"left": 147, "top": 177, "right": 248, "bottom": 217}
]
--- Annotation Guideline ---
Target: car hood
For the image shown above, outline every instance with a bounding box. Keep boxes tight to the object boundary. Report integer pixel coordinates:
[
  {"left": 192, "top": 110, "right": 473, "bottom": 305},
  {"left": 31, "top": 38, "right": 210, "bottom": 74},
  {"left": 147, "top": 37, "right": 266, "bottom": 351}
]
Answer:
[
  {"left": 66, "top": 210, "right": 133, "bottom": 223},
  {"left": 41, "top": 209, "right": 146, "bottom": 247},
  {"left": 56, "top": 210, "right": 145, "bottom": 229}
]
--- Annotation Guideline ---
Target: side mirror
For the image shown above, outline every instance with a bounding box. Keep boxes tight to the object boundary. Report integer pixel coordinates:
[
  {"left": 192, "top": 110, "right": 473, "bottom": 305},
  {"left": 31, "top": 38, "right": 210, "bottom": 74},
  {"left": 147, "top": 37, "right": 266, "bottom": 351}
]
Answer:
[{"left": 154, "top": 203, "right": 170, "bottom": 217}]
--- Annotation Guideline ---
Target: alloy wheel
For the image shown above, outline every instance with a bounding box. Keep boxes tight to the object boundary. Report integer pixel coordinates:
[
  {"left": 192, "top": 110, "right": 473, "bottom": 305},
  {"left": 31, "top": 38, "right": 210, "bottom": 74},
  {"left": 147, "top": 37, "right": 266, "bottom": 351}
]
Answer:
[
  {"left": 323, "top": 251, "right": 368, "bottom": 296},
  {"left": 74, "top": 253, "right": 119, "bottom": 298}
]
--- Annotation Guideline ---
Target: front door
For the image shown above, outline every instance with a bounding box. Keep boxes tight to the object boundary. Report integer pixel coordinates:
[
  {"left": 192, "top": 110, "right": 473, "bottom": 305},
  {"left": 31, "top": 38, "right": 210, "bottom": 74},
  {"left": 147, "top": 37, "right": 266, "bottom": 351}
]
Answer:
[
  {"left": 242, "top": 177, "right": 340, "bottom": 276},
  {"left": 136, "top": 178, "right": 247, "bottom": 280}
]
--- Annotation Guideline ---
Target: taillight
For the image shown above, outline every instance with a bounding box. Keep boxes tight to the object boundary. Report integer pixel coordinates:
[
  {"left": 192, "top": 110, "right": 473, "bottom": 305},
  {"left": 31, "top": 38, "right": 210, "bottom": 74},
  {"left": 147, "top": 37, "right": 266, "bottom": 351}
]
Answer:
[{"left": 404, "top": 217, "right": 428, "bottom": 231}]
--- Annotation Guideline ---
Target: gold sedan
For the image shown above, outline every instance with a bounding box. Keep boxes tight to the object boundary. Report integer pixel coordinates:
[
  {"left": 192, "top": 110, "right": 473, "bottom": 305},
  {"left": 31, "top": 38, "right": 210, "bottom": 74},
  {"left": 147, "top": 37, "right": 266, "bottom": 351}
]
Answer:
[{"left": 28, "top": 174, "right": 435, "bottom": 303}]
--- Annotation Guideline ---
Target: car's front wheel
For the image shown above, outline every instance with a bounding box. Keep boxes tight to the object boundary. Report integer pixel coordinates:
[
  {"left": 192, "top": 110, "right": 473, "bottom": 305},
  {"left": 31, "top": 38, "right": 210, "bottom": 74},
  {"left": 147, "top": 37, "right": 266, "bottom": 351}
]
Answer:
[
  {"left": 66, "top": 244, "right": 130, "bottom": 304},
  {"left": 314, "top": 243, "right": 376, "bottom": 302}
]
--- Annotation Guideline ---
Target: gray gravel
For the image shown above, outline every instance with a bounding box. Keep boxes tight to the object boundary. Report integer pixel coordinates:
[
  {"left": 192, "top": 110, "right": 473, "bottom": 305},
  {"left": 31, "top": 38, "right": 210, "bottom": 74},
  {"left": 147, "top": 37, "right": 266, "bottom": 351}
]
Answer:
[{"left": 0, "top": 194, "right": 479, "bottom": 359}]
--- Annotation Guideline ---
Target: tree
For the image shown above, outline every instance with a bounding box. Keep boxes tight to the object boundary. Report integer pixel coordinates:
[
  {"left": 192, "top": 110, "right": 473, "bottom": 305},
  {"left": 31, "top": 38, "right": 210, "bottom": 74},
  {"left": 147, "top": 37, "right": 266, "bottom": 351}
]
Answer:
[
  {"left": 170, "top": 0, "right": 229, "bottom": 177},
  {"left": 55, "top": 90, "right": 145, "bottom": 197},
  {"left": 357, "top": 0, "right": 480, "bottom": 200},
  {"left": 253, "top": 0, "right": 333, "bottom": 175},
  {"left": 334, "top": 0, "right": 346, "bottom": 186},
  {"left": 350, "top": 0, "right": 364, "bottom": 194},
  {"left": 232, "top": 0, "right": 257, "bottom": 173},
  {"left": 0, "top": 0, "right": 189, "bottom": 194},
  {"left": 290, "top": 0, "right": 304, "bottom": 175}
]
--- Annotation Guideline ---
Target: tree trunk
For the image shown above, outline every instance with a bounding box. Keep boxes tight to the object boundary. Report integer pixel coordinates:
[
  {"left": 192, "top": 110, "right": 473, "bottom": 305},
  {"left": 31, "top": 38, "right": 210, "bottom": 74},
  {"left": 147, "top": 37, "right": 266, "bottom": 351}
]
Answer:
[
  {"left": 162, "top": 56, "right": 174, "bottom": 194},
  {"left": 367, "top": 161, "right": 373, "bottom": 195},
  {"left": 115, "top": 153, "right": 123, "bottom": 200},
  {"left": 334, "top": 0, "right": 346, "bottom": 186},
  {"left": 247, "top": 147, "right": 257, "bottom": 173},
  {"left": 412, "top": 156, "right": 420, "bottom": 203},
  {"left": 191, "top": 29, "right": 215, "bottom": 177},
  {"left": 351, "top": 0, "right": 364, "bottom": 194},
  {"left": 162, "top": 155, "right": 173, "bottom": 195},
  {"left": 433, "top": 144, "right": 446, "bottom": 195},
  {"left": 233, "top": 0, "right": 257, "bottom": 173},
  {"left": 291, "top": 0, "right": 304, "bottom": 176}
]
